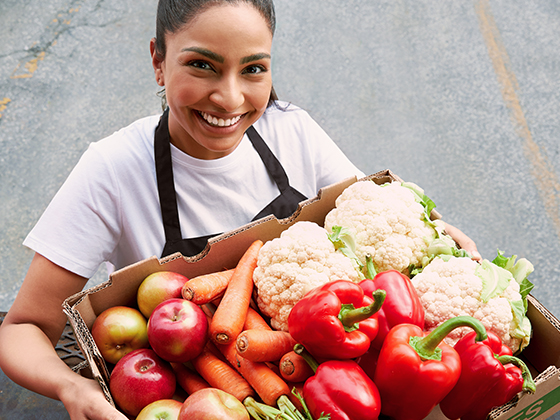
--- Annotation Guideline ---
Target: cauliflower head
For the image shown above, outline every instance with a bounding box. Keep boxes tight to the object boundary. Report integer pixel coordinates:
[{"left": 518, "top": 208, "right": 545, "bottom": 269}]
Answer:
[
  {"left": 253, "top": 221, "right": 362, "bottom": 331},
  {"left": 324, "top": 180, "right": 444, "bottom": 274},
  {"left": 411, "top": 255, "right": 532, "bottom": 353}
]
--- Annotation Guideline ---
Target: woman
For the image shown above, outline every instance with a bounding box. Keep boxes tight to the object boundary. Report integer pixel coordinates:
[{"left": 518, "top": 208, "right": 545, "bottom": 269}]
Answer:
[{"left": 0, "top": 1, "right": 480, "bottom": 419}]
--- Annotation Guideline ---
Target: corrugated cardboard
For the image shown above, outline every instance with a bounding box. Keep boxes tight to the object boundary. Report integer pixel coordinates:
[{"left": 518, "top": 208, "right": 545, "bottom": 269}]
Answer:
[{"left": 62, "top": 169, "right": 560, "bottom": 419}]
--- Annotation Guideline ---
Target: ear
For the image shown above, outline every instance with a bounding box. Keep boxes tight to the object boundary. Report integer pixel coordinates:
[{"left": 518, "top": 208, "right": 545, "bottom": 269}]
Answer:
[{"left": 150, "top": 37, "right": 165, "bottom": 86}]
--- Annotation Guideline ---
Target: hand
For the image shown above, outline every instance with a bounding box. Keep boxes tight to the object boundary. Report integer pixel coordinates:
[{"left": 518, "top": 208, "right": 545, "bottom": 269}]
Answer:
[
  {"left": 443, "top": 222, "right": 482, "bottom": 261},
  {"left": 60, "top": 375, "right": 129, "bottom": 420}
]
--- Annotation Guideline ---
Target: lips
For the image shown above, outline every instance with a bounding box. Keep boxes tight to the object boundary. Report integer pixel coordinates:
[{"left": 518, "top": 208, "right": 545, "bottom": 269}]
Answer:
[{"left": 199, "top": 111, "right": 243, "bottom": 127}]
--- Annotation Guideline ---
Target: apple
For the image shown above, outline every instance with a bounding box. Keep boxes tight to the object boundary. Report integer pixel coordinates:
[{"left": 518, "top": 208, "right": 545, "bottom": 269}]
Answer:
[
  {"left": 178, "top": 388, "right": 250, "bottom": 420},
  {"left": 109, "top": 348, "right": 177, "bottom": 417},
  {"left": 147, "top": 298, "right": 208, "bottom": 363},
  {"left": 137, "top": 271, "right": 190, "bottom": 318},
  {"left": 136, "top": 399, "right": 183, "bottom": 420},
  {"left": 91, "top": 305, "right": 149, "bottom": 364}
]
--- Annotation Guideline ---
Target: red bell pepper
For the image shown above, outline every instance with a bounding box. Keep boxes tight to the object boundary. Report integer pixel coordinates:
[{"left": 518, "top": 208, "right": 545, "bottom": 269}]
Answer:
[
  {"left": 440, "top": 330, "right": 536, "bottom": 420},
  {"left": 288, "top": 279, "right": 386, "bottom": 360},
  {"left": 359, "top": 256, "right": 425, "bottom": 349},
  {"left": 294, "top": 344, "right": 381, "bottom": 420},
  {"left": 374, "top": 315, "right": 488, "bottom": 420}
]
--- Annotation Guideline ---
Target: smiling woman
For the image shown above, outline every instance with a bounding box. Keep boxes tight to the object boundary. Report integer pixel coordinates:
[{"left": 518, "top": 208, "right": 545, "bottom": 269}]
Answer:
[{"left": 0, "top": 1, "right": 367, "bottom": 419}]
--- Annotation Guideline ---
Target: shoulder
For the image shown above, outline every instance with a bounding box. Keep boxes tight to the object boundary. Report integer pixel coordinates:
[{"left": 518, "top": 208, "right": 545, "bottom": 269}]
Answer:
[
  {"left": 82, "top": 113, "right": 161, "bottom": 170},
  {"left": 253, "top": 101, "right": 325, "bottom": 141}
]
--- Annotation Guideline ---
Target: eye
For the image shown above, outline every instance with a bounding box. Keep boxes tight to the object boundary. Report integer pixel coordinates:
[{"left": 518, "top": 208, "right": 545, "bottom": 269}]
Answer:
[
  {"left": 188, "top": 60, "right": 214, "bottom": 71},
  {"left": 243, "top": 64, "right": 267, "bottom": 75}
]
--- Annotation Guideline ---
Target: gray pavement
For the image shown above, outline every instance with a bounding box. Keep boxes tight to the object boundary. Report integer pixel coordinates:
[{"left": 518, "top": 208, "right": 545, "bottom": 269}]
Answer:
[{"left": 1, "top": 0, "right": 559, "bottom": 418}]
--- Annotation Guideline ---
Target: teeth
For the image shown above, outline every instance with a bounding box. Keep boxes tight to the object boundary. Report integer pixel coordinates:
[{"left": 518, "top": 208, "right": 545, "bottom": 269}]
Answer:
[{"left": 200, "top": 112, "right": 242, "bottom": 127}]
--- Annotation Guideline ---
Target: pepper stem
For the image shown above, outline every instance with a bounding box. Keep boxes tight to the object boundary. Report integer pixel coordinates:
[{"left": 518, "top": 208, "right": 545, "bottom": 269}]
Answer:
[
  {"left": 496, "top": 355, "right": 537, "bottom": 393},
  {"left": 338, "top": 289, "right": 386, "bottom": 331},
  {"left": 410, "top": 315, "right": 488, "bottom": 361},
  {"left": 293, "top": 344, "right": 319, "bottom": 373}
]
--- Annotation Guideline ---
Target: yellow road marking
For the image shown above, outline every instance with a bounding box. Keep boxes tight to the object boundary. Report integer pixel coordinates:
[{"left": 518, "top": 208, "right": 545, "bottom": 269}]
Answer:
[
  {"left": 475, "top": 0, "right": 560, "bottom": 241},
  {"left": 0, "top": 97, "right": 11, "bottom": 118},
  {"left": 11, "top": 51, "right": 46, "bottom": 79}
]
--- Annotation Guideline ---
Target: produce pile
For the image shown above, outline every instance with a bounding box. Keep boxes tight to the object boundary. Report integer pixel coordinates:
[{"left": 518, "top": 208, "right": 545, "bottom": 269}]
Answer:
[{"left": 90, "top": 180, "right": 537, "bottom": 420}]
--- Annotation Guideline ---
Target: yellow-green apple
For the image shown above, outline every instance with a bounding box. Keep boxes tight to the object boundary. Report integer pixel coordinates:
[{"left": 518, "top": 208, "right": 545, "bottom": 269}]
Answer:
[
  {"left": 137, "top": 271, "right": 190, "bottom": 318},
  {"left": 147, "top": 298, "right": 208, "bottom": 363},
  {"left": 136, "top": 399, "right": 183, "bottom": 420},
  {"left": 178, "top": 388, "right": 250, "bottom": 420},
  {"left": 91, "top": 306, "right": 149, "bottom": 364},
  {"left": 109, "top": 348, "right": 176, "bottom": 417}
]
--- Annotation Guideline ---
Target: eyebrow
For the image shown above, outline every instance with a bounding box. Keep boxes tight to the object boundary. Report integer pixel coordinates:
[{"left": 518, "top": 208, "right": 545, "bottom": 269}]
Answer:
[{"left": 181, "top": 47, "right": 271, "bottom": 65}]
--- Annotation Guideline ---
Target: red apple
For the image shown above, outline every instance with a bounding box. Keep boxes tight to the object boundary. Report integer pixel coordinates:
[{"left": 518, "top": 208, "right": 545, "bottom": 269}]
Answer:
[
  {"left": 91, "top": 305, "right": 149, "bottom": 364},
  {"left": 136, "top": 399, "right": 183, "bottom": 420},
  {"left": 137, "top": 271, "right": 190, "bottom": 318},
  {"left": 178, "top": 388, "right": 250, "bottom": 420},
  {"left": 147, "top": 298, "right": 208, "bottom": 363},
  {"left": 109, "top": 348, "right": 176, "bottom": 417}
]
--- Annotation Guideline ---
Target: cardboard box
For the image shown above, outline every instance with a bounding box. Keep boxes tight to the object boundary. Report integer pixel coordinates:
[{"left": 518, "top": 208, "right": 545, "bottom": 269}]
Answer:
[{"left": 62, "top": 169, "right": 560, "bottom": 419}]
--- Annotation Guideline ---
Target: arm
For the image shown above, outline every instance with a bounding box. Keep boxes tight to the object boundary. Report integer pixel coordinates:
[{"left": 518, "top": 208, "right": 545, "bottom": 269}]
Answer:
[
  {"left": 443, "top": 222, "right": 482, "bottom": 261},
  {"left": 0, "top": 253, "right": 128, "bottom": 420}
]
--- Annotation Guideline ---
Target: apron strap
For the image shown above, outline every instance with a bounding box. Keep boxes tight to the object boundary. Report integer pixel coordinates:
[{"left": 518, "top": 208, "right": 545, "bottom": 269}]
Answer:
[
  {"left": 246, "top": 125, "right": 290, "bottom": 193},
  {"left": 154, "top": 109, "right": 183, "bottom": 243}
]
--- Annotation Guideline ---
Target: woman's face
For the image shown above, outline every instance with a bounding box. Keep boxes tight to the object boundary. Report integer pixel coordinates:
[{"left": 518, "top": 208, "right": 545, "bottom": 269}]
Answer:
[{"left": 151, "top": 3, "right": 273, "bottom": 160}]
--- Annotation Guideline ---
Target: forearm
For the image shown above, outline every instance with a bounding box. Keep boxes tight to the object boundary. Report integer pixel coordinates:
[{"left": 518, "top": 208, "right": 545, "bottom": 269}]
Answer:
[{"left": 0, "top": 320, "right": 87, "bottom": 402}]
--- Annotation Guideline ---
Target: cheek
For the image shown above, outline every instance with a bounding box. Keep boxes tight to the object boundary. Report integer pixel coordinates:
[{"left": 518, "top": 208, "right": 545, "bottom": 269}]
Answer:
[{"left": 167, "top": 75, "right": 208, "bottom": 106}]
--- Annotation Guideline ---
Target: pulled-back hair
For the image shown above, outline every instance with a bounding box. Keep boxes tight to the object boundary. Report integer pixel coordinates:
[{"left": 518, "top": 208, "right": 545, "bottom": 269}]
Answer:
[
  {"left": 153, "top": 0, "right": 278, "bottom": 107},
  {"left": 154, "top": 0, "right": 276, "bottom": 60}
]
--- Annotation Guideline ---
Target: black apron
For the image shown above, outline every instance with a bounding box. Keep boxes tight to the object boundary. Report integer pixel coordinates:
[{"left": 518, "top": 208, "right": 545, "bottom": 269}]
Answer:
[{"left": 155, "top": 109, "right": 307, "bottom": 258}]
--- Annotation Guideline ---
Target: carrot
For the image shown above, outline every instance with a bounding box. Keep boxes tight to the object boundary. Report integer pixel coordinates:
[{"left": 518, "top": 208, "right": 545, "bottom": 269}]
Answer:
[
  {"left": 171, "top": 362, "right": 211, "bottom": 395},
  {"left": 190, "top": 342, "right": 255, "bottom": 402},
  {"left": 217, "top": 341, "right": 290, "bottom": 406},
  {"left": 182, "top": 269, "right": 234, "bottom": 304},
  {"left": 236, "top": 329, "right": 297, "bottom": 362},
  {"left": 209, "top": 240, "right": 263, "bottom": 345},
  {"left": 279, "top": 350, "right": 315, "bottom": 382},
  {"left": 243, "top": 306, "right": 272, "bottom": 331}
]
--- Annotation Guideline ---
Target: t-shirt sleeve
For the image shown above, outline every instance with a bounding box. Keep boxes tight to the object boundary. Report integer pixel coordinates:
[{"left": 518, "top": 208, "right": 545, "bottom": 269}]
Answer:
[{"left": 23, "top": 144, "right": 122, "bottom": 278}]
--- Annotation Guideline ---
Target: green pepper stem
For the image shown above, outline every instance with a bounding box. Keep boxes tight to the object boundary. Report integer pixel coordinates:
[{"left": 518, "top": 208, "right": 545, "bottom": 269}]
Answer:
[
  {"left": 496, "top": 355, "right": 537, "bottom": 393},
  {"left": 339, "top": 289, "right": 386, "bottom": 328},
  {"left": 293, "top": 344, "right": 319, "bottom": 373},
  {"left": 412, "top": 316, "right": 488, "bottom": 361}
]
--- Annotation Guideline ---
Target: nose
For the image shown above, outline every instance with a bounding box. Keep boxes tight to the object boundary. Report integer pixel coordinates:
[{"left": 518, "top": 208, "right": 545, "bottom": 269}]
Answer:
[{"left": 209, "top": 74, "right": 244, "bottom": 112}]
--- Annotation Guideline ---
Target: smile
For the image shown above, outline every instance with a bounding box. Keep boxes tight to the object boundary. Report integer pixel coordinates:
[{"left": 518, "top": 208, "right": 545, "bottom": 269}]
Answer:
[{"left": 199, "top": 111, "right": 243, "bottom": 127}]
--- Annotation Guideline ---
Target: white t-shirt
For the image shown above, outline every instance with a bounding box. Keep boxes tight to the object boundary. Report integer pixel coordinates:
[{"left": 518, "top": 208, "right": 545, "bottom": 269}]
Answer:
[{"left": 24, "top": 102, "right": 364, "bottom": 278}]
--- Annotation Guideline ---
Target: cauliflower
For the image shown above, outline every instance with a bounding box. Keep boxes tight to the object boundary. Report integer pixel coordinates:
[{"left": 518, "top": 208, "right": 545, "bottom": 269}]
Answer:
[
  {"left": 410, "top": 254, "right": 534, "bottom": 353},
  {"left": 252, "top": 221, "right": 362, "bottom": 331},
  {"left": 324, "top": 180, "right": 457, "bottom": 274}
]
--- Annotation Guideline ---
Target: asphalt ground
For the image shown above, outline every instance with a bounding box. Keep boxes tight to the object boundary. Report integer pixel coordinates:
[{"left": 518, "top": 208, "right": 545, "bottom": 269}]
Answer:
[{"left": 1, "top": 0, "right": 559, "bottom": 418}]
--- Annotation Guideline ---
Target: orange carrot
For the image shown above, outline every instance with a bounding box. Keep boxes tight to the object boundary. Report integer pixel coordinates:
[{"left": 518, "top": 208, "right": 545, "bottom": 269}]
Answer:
[
  {"left": 279, "top": 350, "right": 315, "bottom": 383},
  {"left": 181, "top": 269, "right": 234, "bottom": 304},
  {"left": 217, "top": 341, "right": 290, "bottom": 406},
  {"left": 236, "top": 329, "right": 297, "bottom": 362},
  {"left": 171, "top": 362, "right": 211, "bottom": 395},
  {"left": 243, "top": 307, "right": 272, "bottom": 331},
  {"left": 210, "top": 240, "right": 263, "bottom": 345},
  {"left": 190, "top": 342, "right": 255, "bottom": 402}
]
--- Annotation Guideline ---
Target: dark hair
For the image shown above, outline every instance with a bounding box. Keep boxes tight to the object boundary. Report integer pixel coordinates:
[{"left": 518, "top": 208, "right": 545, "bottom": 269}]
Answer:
[{"left": 154, "top": 0, "right": 278, "bottom": 107}]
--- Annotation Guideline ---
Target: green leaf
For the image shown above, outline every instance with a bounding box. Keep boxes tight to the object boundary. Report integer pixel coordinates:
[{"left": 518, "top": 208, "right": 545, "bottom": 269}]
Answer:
[
  {"left": 509, "top": 299, "right": 532, "bottom": 352},
  {"left": 401, "top": 182, "right": 437, "bottom": 226},
  {"left": 327, "top": 226, "right": 364, "bottom": 275},
  {"left": 476, "top": 260, "right": 512, "bottom": 302}
]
